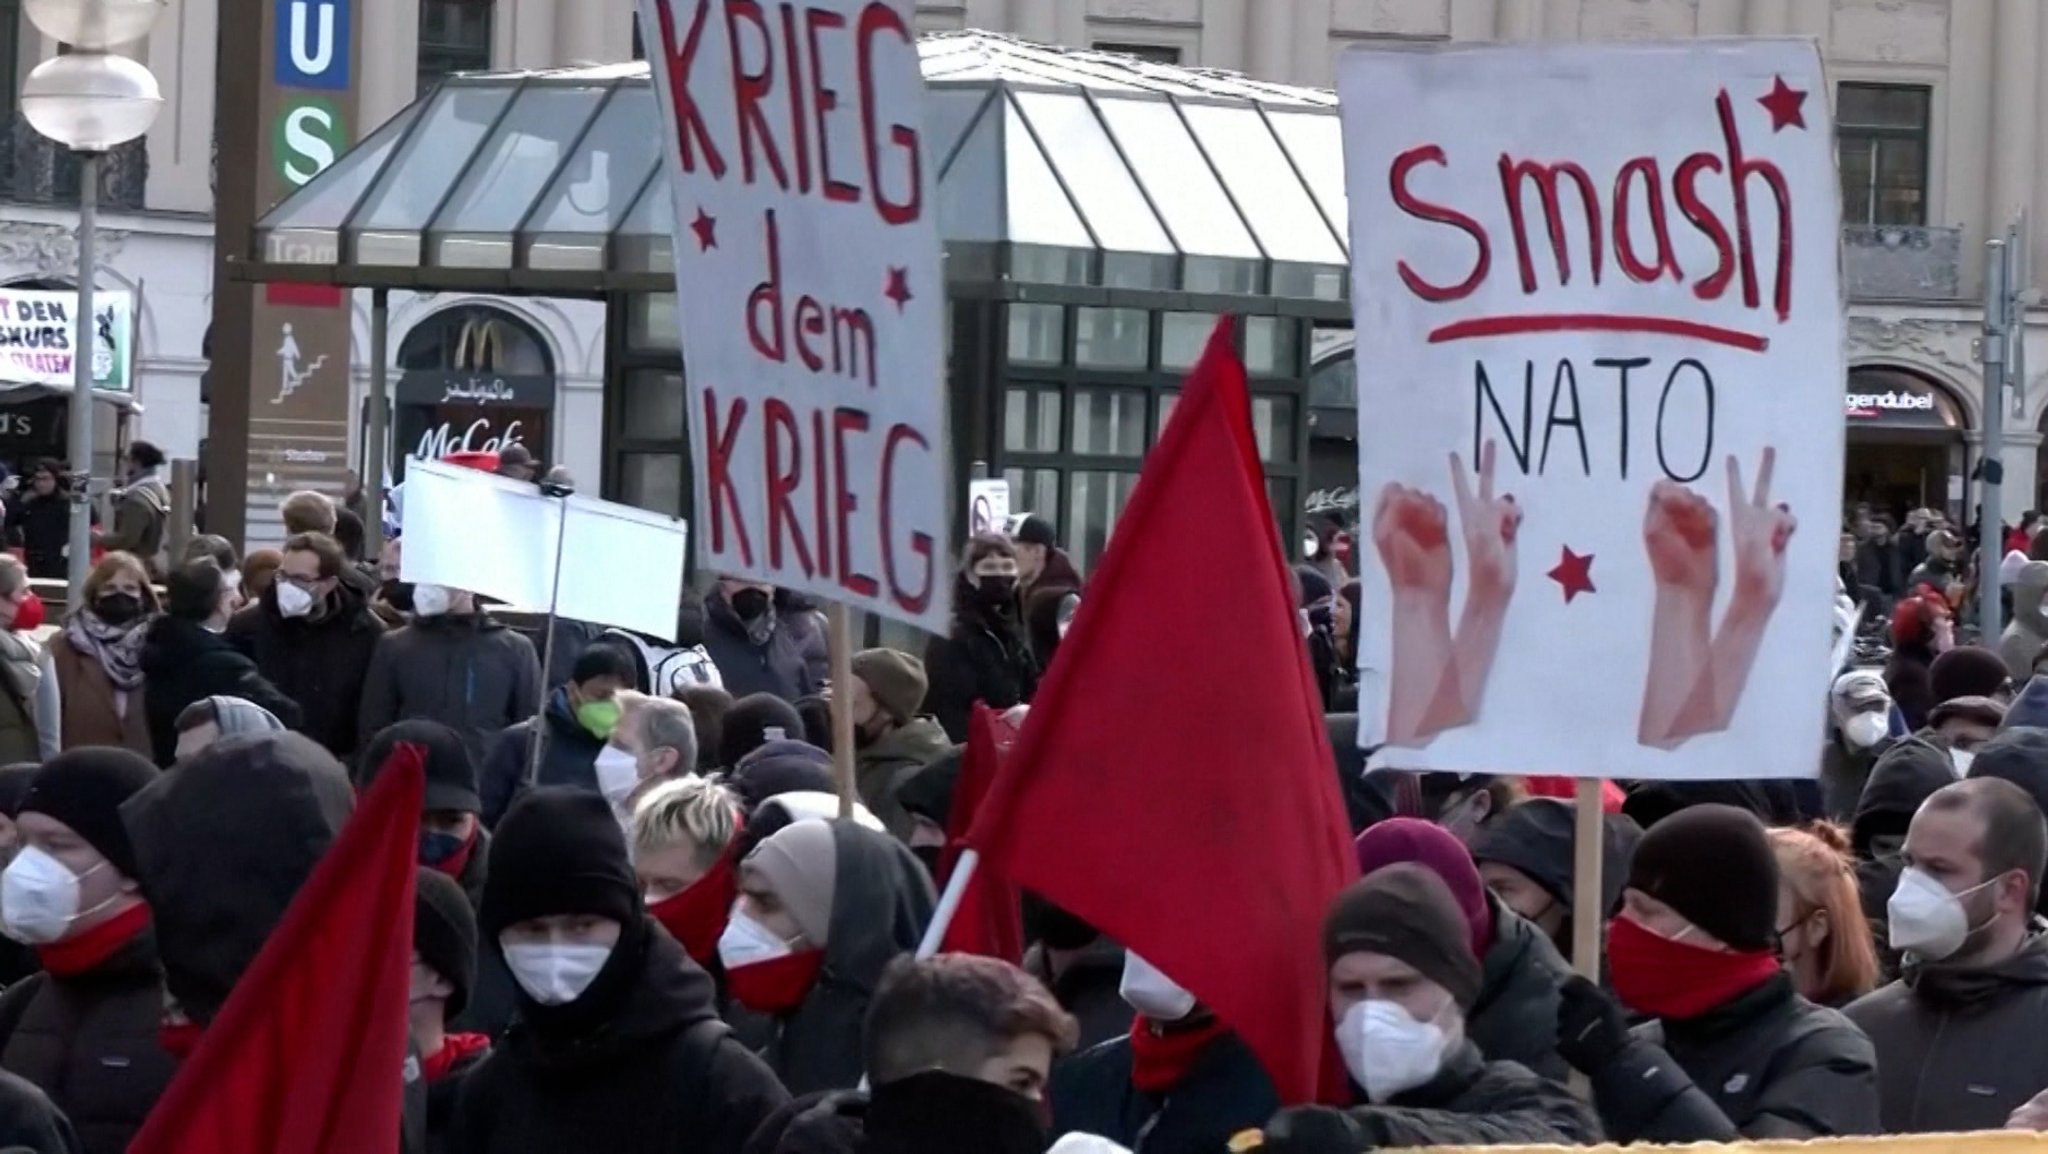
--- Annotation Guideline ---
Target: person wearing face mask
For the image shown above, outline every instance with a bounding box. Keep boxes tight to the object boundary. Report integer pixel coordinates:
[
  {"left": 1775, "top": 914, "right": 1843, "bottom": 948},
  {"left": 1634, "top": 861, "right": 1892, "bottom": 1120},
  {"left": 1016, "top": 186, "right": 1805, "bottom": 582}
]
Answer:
[
  {"left": 1413, "top": 774, "right": 1523, "bottom": 846},
  {"left": 843, "top": 649, "right": 950, "bottom": 842},
  {"left": 1471, "top": 798, "right": 1641, "bottom": 966},
  {"left": 748, "top": 954, "right": 1079, "bottom": 1154},
  {"left": 35, "top": 552, "right": 157, "bottom": 758},
  {"left": 1011, "top": 894, "right": 1128, "bottom": 1054},
  {"left": 1846, "top": 777, "right": 2048, "bottom": 1132},
  {"left": 4, "top": 459, "right": 90, "bottom": 581},
  {"left": 1355, "top": 818, "right": 1573, "bottom": 1081},
  {"left": 1769, "top": 824, "right": 1879, "bottom": 1009},
  {"left": 140, "top": 559, "right": 302, "bottom": 768},
  {"left": 1254, "top": 864, "right": 1599, "bottom": 1152},
  {"left": 0, "top": 558, "right": 42, "bottom": 768},
  {"left": 1850, "top": 735, "right": 1958, "bottom": 982},
  {"left": 700, "top": 579, "right": 821, "bottom": 704},
  {"left": 608, "top": 693, "right": 702, "bottom": 816},
  {"left": 923, "top": 535, "right": 1039, "bottom": 743},
  {"left": 633, "top": 777, "right": 745, "bottom": 980},
  {"left": 477, "top": 645, "right": 635, "bottom": 827},
  {"left": 1295, "top": 566, "right": 1344, "bottom": 713},
  {"left": 1928, "top": 695, "right": 2004, "bottom": 777},
  {"left": 1822, "top": 670, "right": 1898, "bottom": 821},
  {"left": 412, "top": 869, "right": 488, "bottom": 1154},
  {"left": 448, "top": 788, "right": 787, "bottom": 1154},
  {"left": 720, "top": 816, "right": 934, "bottom": 1094},
  {"left": 1556, "top": 805, "right": 1879, "bottom": 1142},
  {"left": 0, "top": 764, "right": 40, "bottom": 986},
  {"left": 225, "top": 532, "right": 386, "bottom": 761},
  {"left": 358, "top": 577, "right": 541, "bottom": 773},
  {"left": 0, "top": 749, "right": 170, "bottom": 1154}
]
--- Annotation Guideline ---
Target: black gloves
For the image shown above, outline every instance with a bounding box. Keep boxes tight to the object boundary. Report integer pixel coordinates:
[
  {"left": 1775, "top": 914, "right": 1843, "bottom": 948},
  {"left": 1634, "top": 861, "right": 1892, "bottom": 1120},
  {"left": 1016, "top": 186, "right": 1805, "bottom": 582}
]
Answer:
[
  {"left": 1256, "top": 1106, "right": 1374, "bottom": 1154},
  {"left": 1556, "top": 973, "right": 1632, "bottom": 1073}
]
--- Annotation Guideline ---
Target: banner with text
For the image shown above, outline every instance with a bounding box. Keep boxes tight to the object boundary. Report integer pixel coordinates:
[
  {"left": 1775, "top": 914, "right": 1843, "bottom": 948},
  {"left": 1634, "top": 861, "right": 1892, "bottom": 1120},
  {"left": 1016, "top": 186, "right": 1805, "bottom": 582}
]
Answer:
[
  {"left": 639, "top": 0, "right": 949, "bottom": 633},
  {"left": 0, "top": 288, "right": 133, "bottom": 394},
  {"left": 1339, "top": 40, "right": 1844, "bottom": 780}
]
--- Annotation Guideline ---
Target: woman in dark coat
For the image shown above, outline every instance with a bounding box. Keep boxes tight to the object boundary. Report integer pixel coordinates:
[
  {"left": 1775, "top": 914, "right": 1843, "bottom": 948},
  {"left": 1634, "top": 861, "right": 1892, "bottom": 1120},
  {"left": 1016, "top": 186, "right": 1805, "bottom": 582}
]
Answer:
[
  {"left": 922, "top": 535, "right": 1039, "bottom": 742},
  {"left": 140, "top": 560, "right": 302, "bottom": 766}
]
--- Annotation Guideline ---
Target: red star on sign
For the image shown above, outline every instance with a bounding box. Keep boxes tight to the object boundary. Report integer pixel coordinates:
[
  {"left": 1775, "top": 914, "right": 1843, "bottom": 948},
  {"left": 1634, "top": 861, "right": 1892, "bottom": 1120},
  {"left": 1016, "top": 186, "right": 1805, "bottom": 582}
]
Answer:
[
  {"left": 689, "top": 209, "right": 717, "bottom": 251},
  {"left": 884, "top": 266, "right": 913, "bottom": 311},
  {"left": 1547, "top": 546, "right": 1596, "bottom": 604},
  {"left": 1758, "top": 76, "right": 1807, "bottom": 132}
]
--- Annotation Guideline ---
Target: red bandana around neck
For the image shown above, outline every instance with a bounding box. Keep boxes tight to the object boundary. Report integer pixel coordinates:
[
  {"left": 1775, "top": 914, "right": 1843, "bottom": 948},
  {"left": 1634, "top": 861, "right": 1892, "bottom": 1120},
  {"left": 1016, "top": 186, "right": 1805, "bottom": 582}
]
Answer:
[
  {"left": 422, "top": 1032, "right": 490, "bottom": 1083},
  {"left": 428, "top": 827, "right": 480, "bottom": 880},
  {"left": 38, "top": 902, "right": 150, "bottom": 977},
  {"left": 1607, "top": 914, "right": 1782, "bottom": 1021},
  {"left": 1127, "top": 1015, "right": 1230, "bottom": 1094},
  {"left": 725, "top": 949, "right": 825, "bottom": 1015},
  {"left": 648, "top": 850, "right": 741, "bottom": 968},
  {"left": 159, "top": 1021, "right": 204, "bottom": 1059}
]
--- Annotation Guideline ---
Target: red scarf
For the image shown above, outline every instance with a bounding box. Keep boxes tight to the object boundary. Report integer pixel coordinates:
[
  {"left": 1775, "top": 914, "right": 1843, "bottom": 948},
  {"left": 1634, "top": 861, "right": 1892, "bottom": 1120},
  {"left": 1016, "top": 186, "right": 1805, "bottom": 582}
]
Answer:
[
  {"left": 159, "top": 1021, "right": 203, "bottom": 1059},
  {"left": 1127, "top": 1015, "right": 1230, "bottom": 1094},
  {"left": 429, "top": 827, "right": 480, "bottom": 880},
  {"left": 421, "top": 1032, "right": 490, "bottom": 1083},
  {"left": 725, "top": 949, "right": 825, "bottom": 1015},
  {"left": 1608, "top": 915, "right": 1782, "bottom": 1021},
  {"left": 648, "top": 850, "right": 740, "bottom": 967},
  {"left": 38, "top": 903, "right": 149, "bottom": 977}
]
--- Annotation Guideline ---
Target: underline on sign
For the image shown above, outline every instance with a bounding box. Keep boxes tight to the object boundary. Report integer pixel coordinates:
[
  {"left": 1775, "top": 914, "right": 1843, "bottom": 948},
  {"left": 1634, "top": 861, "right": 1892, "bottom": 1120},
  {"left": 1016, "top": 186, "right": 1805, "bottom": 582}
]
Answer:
[{"left": 1427, "top": 313, "right": 1770, "bottom": 353}]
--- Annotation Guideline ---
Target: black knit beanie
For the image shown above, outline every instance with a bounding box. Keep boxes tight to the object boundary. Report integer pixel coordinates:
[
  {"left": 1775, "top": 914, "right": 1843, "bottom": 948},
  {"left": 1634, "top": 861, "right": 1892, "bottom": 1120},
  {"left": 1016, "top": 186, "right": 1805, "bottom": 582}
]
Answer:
[
  {"left": 0, "top": 763, "right": 39, "bottom": 818},
  {"left": 362, "top": 719, "right": 479, "bottom": 814},
  {"left": 1323, "top": 863, "right": 1482, "bottom": 1009},
  {"left": 1626, "top": 803, "right": 1779, "bottom": 951},
  {"left": 719, "top": 693, "right": 807, "bottom": 770},
  {"left": 479, "top": 787, "right": 639, "bottom": 939},
  {"left": 20, "top": 748, "right": 159, "bottom": 878},
  {"left": 414, "top": 868, "right": 477, "bottom": 1019}
]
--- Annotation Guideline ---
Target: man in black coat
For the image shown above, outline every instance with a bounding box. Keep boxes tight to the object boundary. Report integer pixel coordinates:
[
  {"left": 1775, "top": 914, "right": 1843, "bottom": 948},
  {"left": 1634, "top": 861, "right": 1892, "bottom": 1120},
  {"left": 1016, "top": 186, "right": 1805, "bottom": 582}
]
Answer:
[
  {"left": 476, "top": 643, "right": 636, "bottom": 827},
  {"left": 702, "top": 580, "right": 822, "bottom": 703},
  {"left": 448, "top": 788, "right": 788, "bottom": 1154},
  {"left": 226, "top": 532, "right": 385, "bottom": 761},
  {"left": 142, "top": 559, "right": 303, "bottom": 767}
]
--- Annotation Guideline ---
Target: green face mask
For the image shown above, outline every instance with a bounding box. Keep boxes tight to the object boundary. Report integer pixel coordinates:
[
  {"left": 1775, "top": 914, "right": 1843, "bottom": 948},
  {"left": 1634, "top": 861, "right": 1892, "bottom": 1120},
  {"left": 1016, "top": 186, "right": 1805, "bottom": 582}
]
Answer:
[{"left": 575, "top": 698, "right": 622, "bottom": 741}]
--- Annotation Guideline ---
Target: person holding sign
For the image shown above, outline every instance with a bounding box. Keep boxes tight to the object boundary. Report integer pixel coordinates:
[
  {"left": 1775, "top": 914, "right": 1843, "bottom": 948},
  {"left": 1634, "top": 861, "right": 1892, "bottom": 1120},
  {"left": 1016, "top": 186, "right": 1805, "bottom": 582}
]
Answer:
[{"left": 923, "top": 536, "right": 1038, "bottom": 743}]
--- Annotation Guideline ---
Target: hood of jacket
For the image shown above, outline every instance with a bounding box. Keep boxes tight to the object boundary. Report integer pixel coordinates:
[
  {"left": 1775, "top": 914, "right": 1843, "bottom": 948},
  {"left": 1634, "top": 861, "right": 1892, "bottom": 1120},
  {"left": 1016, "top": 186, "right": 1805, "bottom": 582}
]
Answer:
[
  {"left": 504, "top": 919, "right": 721, "bottom": 1075},
  {"left": 860, "top": 717, "right": 952, "bottom": 772},
  {"left": 140, "top": 615, "right": 238, "bottom": 677},
  {"left": 1852, "top": 736, "right": 1957, "bottom": 855},
  {"left": 118, "top": 731, "right": 354, "bottom": 1023},
  {"left": 1905, "top": 933, "right": 2048, "bottom": 1009}
]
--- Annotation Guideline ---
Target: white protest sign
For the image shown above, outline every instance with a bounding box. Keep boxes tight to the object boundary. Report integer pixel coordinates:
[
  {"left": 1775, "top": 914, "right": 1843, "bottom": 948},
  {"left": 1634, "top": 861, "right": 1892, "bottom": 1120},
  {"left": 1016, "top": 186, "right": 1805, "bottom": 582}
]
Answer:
[
  {"left": 968, "top": 478, "right": 1010, "bottom": 538},
  {"left": 639, "top": 0, "right": 949, "bottom": 633},
  {"left": 398, "top": 457, "right": 690, "bottom": 640},
  {"left": 0, "top": 288, "right": 134, "bottom": 392},
  {"left": 1339, "top": 40, "right": 1843, "bottom": 780}
]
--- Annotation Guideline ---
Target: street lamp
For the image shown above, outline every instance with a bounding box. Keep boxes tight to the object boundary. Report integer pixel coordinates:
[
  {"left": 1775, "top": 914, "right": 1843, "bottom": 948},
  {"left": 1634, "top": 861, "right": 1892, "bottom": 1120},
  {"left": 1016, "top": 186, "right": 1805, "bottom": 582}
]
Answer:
[{"left": 18, "top": 0, "right": 164, "bottom": 605}]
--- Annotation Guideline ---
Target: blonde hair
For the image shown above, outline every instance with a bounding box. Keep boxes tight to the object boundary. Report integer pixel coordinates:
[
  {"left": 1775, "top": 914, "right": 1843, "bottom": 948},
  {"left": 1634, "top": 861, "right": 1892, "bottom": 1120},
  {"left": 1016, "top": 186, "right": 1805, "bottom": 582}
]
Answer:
[
  {"left": 1770, "top": 822, "right": 1880, "bottom": 1006},
  {"left": 631, "top": 775, "right": 741, "bottom": 871}
]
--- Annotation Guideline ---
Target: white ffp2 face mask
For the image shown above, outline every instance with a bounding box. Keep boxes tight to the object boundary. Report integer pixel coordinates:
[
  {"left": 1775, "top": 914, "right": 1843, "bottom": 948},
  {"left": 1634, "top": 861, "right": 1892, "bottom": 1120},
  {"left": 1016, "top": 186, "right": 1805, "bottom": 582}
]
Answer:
[
  {"left": 412, "top": 584, "right": 452, "bottom": 617},
  {"left": 718, "top": 907, "right": 795, "bottom": 971},
  {"left": 501, "top": 942, "right": 611, "bottom": 1005},
  {"left": 593, "top": 745, "right": 639, "bottom": 806},
  {"left": 1888, "top": 866, "right": 1998, "bottom": 961},
  {"left": 1, "top": 847, "right": 109, "bottom": 945},
  {"left": 1119, "top": 952, "right": 1196, "bottom": 1023},
  {"left": 1842, "top": 711, "right": 1889, "bottom": 750},
  {"left": 1337, "top": 999, "right": 1455, "bottom": 1104},
  {"left": 275, "top": 581, "right": 315, "bottom": 618}
]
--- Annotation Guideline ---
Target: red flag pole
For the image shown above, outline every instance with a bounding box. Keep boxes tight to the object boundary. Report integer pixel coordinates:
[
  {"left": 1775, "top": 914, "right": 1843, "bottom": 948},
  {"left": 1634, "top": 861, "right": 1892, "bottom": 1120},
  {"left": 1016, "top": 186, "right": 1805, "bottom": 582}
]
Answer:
[{"left": 915, "top": 850, "right": 980, "bottom": 958}]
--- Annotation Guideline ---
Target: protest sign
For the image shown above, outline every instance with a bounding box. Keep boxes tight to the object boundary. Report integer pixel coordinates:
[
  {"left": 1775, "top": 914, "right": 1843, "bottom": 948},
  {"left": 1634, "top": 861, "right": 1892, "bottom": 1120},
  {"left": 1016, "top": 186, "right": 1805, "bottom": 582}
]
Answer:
[
  {"left": 1338, "top": 40, "right": 1843, "bottom": 779},
  {"left": 0, "top": 288, "right": 133, "bottom": 393},
  {"left": 638, "top": 0, "right": 949, "bottom": 633},
  {"left": 968, "top": 478, "right": 1010, "bottom": 538}
]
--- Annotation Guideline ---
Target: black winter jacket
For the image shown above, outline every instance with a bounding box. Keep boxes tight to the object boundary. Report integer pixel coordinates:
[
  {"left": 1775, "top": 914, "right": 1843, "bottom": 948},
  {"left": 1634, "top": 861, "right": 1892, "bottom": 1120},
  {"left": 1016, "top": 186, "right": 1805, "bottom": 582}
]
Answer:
[
  {"left": 1023, "top": 938, "right": 1129, "bottom": 1055},
  {"left": 424, "top": 1041, "right": 489, "bottom": 1154},
  {"left": 1584, "top": 973, "right": 1880, "bottom": 1142},
  {"left": 448, "top": 923, "right": 788, "bottom": 1154},
  {"left": 226, "top": 580, "right": 386, "bottom": 760},
  {"left": 0, "top": 1068, "right": 80, "bottom": 1153},
  {"left": 358, "top": 614, "right": 542, "bottom": 772},
  {"left": 1050, "top": 1029, "right": 1279, "bottom": 1154},
  {"left": 922, "top": 595, "right": 1038, "bottom": 743},
  {"left": 701, "top": 596, "right": 821, "bottom": 703},
  {"left": 0, "top": 927, "right": 178, "bottom": 1154},
  {"left": 1334, "top": 1042, "right": 1602, "bottom": 1146},
  {"left": 478, "top": 687, "right": 606, "bottom": 828},
  {"left": 1469, "top": 897, "right": 1571, "bottom": 1081},
  {"left": 141, "top": 616, "right": 303, "bottom": 766}
]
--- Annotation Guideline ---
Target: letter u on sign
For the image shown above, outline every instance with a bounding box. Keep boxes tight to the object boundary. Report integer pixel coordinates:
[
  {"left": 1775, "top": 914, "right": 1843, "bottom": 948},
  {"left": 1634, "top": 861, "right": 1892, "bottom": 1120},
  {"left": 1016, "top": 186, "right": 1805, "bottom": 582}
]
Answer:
[{"left": 274, "top": 0, "right": 351, "bottom": 90}]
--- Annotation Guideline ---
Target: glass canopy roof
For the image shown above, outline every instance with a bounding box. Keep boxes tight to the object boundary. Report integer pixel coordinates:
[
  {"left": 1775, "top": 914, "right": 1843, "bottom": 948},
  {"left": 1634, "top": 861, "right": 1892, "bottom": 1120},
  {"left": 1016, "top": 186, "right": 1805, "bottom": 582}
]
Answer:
[{"left": 254, "top": 33, "right": 1349, "bottom": 301}]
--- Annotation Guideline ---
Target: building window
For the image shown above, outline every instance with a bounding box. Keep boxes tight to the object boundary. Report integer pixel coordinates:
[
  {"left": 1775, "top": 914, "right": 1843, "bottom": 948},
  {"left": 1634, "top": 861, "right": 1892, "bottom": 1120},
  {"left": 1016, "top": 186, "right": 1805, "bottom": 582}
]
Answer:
[
  {"left": 418, "top": 0, "right": 493, "bottom": 93},
  {"left": 1838, "top": 83, "right": 1930, "bottom": 227},
  {"left": 1093, "top": 41, "right": 1180, "bottom": 65}
]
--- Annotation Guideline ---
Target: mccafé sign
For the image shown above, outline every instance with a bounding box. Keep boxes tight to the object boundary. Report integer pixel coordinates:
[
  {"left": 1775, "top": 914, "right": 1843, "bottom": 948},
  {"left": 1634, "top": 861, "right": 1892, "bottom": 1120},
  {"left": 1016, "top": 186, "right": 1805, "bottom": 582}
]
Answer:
[{"left": 1845, "top": 388, "right": 1937, "bottom": 419}]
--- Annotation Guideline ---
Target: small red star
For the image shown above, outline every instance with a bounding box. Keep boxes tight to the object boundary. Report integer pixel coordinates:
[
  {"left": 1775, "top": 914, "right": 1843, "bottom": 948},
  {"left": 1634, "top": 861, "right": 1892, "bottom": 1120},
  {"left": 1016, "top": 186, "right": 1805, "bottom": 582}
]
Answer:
[
  {"left": 1758, "top": 76, "right": 1807, "bottom": 132},
  {"left": 884, "top": 266, "right": 913, "bottom": 311},
  {"left": 689, "top": 209, "right": 717, "bottom": 251},
  {"left": 1548, "top": 546, "right": 1596, "bottom": 604}
]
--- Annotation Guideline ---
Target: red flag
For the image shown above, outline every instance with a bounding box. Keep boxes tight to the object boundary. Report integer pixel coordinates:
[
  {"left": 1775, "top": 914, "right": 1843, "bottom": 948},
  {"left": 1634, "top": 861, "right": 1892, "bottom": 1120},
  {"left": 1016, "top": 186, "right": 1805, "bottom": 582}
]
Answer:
[
  {"left": 968, "top": 318, "right": 1356, "bottom": 1104},
  {"left": 129, "top": 745, "right": 425, "bottom": 1154},
  {"left": 939, "top": 703, "right": 1024, "bottom": 962}
]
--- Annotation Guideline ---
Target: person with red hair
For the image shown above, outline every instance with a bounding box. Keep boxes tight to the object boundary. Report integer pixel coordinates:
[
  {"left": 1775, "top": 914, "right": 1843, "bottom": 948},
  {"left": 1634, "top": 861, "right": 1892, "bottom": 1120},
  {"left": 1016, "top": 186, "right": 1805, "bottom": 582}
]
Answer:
[{"left": 1884, "top": 590, "right": 1952, "bottom": 731}]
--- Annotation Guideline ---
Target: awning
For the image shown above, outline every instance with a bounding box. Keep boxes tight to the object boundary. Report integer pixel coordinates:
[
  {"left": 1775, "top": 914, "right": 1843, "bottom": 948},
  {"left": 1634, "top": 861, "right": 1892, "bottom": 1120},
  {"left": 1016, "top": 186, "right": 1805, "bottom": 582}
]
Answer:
[{"left": 249, "top": 33, "right": 1350, "bottom": 305}]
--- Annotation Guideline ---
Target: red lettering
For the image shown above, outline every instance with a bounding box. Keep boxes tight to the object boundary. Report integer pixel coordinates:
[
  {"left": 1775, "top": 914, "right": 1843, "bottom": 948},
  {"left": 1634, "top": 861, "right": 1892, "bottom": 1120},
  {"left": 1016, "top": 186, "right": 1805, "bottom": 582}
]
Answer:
[
  {"left": 807, "top": 7, "right": 859, "bottom": 204},
  {"left": 811, "top": 408, "right": 833, "bottom": 579},
  {"left": 778, "top": 3, "right": 812, "bottom": 193},
  {"left": 724, "top": 0, "right": 788, "bottom": 189},
  {"left": 763, "top": 398, "right": 815, "bottom": 577},
  {"left": 657, "top": 0, "right": 726, "bottom": 177},
  {"left": 747, "top": 209, "right": 786, "bottom": 362},
  {"left": 701, "top": 389, "right": 754, "bottom": 566},
  {"left": 1499, "top": 156, "right": 1602, "bottom": 291},
  {"left": 832, "top": 408, "right": 880, "bottom": 598},
  {"left": 793, "top": 295, "right": 826, "bottom": 371},
  {"left": 880, "top": 423, "right": 935, "bottom": 615},
  {"left": 1389, "top": 145, "right": 1490, "bottom": 303},
  {"left": 856, "top": 2, "right": 919, "bottom": 225},
  {"left": 1716, "top": 89, "right": 1793, "bottom": 321},
  {"left": 1674, "top": 153, "right": 1735, "bottom": 303},
  {"left": 1613, "top": 158, "right": 1683, "bottom": 284}
]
